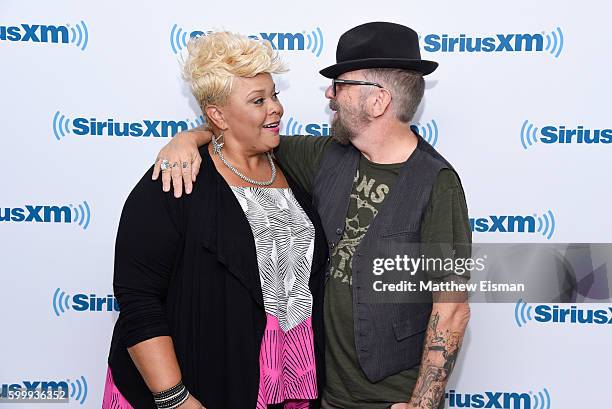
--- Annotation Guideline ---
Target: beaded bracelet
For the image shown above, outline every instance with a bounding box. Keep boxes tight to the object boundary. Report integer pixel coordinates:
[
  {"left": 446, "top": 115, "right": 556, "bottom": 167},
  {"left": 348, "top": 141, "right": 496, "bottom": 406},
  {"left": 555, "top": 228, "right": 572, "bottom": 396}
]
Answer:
[{"left": 153, "top": 381, "right": 190, "bottom": 409}]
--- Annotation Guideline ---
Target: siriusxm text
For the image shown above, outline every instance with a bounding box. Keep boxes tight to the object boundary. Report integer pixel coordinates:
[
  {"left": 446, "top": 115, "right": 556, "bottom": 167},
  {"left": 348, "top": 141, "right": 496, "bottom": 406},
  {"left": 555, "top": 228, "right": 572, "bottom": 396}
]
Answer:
[
  {"left": 540, "top": 126, "right": 612, "bottom": 144},
  {"left": 446, "top": 390, "right": 531, "bottom": 409},
  {"left": 1, "top": 206, "right": 71, "bottom": 223},
  {"left": 535, "top": 305, "right": 612, "bottom": 324},
  {"left": 72, "top": 118, "right": 190, "bottom": 137},
  {"left": 72, "top": 294, "right": 119, "bottom": 312},
  {"left": 303, "top": 123, "right": 330, "bottom": 136},
  {"left": 190, "top": 30, "right": 307, "bottom": 50},
  {"left": 470, "top": 215, "right": 535, "bottom": 233},
  {"left": 1, "top": 381, "right": 68, "bottom": 396},
  {"left": 423, "top": 33, "right": 543, "bottom": 53},
  {"left": 0, "top": 24, "right": 69, "bottom": 43}
]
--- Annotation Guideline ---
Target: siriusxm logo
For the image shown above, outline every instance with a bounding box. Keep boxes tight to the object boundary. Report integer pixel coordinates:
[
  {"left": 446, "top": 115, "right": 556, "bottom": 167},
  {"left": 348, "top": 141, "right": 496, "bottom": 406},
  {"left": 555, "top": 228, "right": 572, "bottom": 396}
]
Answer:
[
  {"left": 284, "top": 117, "right": 330, "bottom": 136},
  {"left": 53, "top": 288, "right": 118, "bottom": 316},
  {"left": 515, "top": 300, "right": 612, "bottom": 327},
  {"left": 52, "top": 111, "right": 204, "bottom": 140},
  {"left": 410, "top": 120, "right": 439, "bottom": 147},
  {"left": 422, "top": 27, "right": 563, "bottom": 58},
  {"left": 284, "top": 117, "right": 440, "bottom": 146},
  {"left": 446, "top": 388, "right": 551, "bottom": 409},
  {"left": 470, "top": 210, "right": 556, "bottom": 239},
  {"left": 521, "top": 120, "right": 612, "bottom": 149},
  {"left": 170, "top": 24, "right": 324, "bottom": 57},
  {"left": 0, "top": 21, "right": 88, "bottom": 50},
  {"left": 0, "top": 201, "right": 91, "bottom": 230},
  {"left": 0, "top": 376, "right": 87, "bottom": 405}
]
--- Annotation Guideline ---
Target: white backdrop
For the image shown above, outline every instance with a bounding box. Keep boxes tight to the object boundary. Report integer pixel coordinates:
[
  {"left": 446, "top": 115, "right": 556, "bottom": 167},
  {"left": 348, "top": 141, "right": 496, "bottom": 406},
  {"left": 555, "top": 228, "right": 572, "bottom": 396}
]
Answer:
[{"left": 1, "top": 0, "right": 611, "bottom": 407}]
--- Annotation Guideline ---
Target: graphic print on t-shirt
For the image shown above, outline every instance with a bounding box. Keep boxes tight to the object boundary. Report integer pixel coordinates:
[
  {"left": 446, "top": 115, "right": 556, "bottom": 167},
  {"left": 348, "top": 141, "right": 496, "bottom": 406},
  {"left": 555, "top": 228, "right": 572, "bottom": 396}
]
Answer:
[{"left": 329, "top": 166, "right": 395, "bottom": 286}]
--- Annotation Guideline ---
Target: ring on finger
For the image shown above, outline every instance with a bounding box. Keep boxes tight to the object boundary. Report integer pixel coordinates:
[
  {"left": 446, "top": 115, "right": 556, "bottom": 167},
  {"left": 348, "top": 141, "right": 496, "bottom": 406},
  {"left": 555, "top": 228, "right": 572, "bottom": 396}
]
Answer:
[
  {"left": 160, "top": 159, "right": 171, "bottom": 171},
  {"left": 182, "top": 161, "right": 189, "bottom": 169}
]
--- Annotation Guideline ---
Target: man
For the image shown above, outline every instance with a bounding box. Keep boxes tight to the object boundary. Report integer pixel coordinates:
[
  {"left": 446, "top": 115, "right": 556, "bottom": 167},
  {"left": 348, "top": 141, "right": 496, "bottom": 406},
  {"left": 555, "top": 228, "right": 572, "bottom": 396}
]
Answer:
[{"left": 154, "top": 22, "right": 470, "bottom": 409}]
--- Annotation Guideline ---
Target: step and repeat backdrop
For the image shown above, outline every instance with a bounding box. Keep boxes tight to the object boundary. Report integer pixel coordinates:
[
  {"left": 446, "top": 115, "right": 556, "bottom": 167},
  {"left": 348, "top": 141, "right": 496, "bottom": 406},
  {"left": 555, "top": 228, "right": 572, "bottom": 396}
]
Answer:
[{"left": 1, "top": 0, "right": 611, "bottom": 407}]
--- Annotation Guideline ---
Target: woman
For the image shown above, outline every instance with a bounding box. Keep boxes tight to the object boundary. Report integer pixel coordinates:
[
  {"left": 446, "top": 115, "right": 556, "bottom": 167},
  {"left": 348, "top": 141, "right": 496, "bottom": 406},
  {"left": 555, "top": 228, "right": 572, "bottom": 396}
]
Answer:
[{"left": 102, "top": 32, "right": 327, "bottom": 409}]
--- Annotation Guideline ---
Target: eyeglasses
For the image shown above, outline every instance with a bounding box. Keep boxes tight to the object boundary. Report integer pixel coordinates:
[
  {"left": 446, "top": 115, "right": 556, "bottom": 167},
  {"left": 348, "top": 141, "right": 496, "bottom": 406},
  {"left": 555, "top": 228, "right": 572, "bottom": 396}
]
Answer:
[{"left": 331, "top": 78, "right": 384, "bottom": 97}]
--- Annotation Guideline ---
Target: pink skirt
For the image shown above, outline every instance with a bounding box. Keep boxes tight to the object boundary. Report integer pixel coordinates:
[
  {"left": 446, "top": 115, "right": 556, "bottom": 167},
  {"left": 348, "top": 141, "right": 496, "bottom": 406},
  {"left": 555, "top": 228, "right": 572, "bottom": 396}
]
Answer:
[{"left": 102, "top": 366, "right": 134, "bottom": 409}]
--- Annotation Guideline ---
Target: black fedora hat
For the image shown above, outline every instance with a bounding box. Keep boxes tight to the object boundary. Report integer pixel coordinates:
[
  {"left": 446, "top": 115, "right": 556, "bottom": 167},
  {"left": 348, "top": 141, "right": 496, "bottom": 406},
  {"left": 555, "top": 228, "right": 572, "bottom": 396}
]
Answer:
[{"left": 319, "top": 22, "right": 437, "bottom": 78}]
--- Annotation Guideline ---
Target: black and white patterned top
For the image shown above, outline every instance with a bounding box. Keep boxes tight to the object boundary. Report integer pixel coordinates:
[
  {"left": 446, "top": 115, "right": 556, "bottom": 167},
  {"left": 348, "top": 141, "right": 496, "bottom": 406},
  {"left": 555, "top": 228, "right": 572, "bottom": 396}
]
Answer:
[{"left": 230, "top": 186, "right": 315, "bottom": 332}]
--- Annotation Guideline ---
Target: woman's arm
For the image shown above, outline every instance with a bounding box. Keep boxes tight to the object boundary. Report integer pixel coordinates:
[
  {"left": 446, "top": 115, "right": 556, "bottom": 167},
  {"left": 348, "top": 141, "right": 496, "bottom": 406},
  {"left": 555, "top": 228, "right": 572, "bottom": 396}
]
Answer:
[
  {"left": 114, "top": 168, "right": 204, "bottom": 408},
  {"left": 128, "top": 337, "right": 205, "bottom": 408},
  {"left": 127, "top": 336, "right": 181, "bottom": 393}
]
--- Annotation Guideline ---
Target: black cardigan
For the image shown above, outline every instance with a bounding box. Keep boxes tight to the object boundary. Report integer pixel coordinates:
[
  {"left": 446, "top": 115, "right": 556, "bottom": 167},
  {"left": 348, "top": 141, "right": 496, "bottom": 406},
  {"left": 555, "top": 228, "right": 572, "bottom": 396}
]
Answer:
[{"left": 107, "top": 145, "right": 328, "bottom": 408}]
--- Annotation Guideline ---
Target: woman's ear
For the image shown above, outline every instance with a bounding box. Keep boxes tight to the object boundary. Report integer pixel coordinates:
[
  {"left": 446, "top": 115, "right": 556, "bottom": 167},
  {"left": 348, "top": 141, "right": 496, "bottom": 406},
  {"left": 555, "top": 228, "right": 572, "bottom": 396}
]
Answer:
[{"left": 205, "top": 105, "right": 227, "bottom": 131}]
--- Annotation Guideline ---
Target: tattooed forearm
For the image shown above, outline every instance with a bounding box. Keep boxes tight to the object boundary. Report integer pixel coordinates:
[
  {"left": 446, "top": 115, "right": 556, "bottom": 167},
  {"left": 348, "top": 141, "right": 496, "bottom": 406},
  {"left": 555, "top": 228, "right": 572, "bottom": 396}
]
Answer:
[
  {"left": 408, "top": 302, "right": 469, "bottom": 409},
  {"left": 410, "top": 365, "right": 446, "bottom": 407}
]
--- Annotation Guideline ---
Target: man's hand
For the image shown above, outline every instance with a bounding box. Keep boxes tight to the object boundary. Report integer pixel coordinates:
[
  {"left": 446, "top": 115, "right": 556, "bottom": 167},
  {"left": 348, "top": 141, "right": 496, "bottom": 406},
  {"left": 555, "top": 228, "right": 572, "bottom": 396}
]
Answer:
[
  {"left": 391, "top": 403, "right": 411, "bottom": 409},
  {"left": 152, "top": 127, "right": 211, "bottom": 198}
]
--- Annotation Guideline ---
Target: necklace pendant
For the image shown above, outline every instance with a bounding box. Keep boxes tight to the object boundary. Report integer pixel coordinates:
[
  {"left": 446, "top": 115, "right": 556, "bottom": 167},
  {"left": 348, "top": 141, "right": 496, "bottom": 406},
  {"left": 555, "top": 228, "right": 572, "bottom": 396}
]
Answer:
[
  {"left": 212, "top": 134, "right": 224, "bottom": 155},
  {"left": 212, "top": 141, "right": 224, "bottom": 155}
]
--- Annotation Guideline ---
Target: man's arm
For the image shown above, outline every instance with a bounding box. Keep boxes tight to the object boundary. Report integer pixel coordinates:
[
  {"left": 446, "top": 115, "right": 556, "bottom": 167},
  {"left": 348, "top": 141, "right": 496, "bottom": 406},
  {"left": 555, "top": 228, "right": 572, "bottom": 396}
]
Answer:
[
  {"left": 273, "top": 134, "right": 332, "bottom": 194},
  {"left": 152, "top": 126, "right": 211, "bottom": 198},
  {"left": 402, "top": 169, "right": 472, "bottom": 409},
  {"left": 406, "top": 295, "right": 470, "bottom": 409},
  {"left": 152, "top": 126, "right": 332, "bottom": 197}
]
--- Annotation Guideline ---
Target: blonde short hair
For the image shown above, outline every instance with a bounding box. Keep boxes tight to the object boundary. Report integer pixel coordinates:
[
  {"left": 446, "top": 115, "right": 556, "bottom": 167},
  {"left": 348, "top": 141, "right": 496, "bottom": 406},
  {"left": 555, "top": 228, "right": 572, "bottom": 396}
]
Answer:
[{"left": 182, "top": 31, "right": 287, "bottom": 127}]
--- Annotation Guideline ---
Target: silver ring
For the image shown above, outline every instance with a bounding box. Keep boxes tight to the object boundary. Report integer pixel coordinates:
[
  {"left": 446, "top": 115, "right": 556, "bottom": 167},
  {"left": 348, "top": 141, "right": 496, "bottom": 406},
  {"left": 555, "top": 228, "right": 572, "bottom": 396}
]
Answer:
[{"left": 160, "top": 159, "right": 171, "bottom": 171}]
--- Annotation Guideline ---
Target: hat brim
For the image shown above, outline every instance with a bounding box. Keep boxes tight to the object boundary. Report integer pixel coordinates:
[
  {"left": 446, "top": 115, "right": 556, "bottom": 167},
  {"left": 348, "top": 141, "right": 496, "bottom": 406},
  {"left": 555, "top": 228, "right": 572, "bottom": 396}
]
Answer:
[{"left": 319, "top": 58, "right": 438, "bottom": 78}]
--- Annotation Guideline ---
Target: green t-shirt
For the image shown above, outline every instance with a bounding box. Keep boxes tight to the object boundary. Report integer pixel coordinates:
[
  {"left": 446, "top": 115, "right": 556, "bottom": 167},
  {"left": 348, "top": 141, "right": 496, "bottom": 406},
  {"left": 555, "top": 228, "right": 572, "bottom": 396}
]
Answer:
[{"left": 275, "top": 135, "right": 471, "bottom": 408}]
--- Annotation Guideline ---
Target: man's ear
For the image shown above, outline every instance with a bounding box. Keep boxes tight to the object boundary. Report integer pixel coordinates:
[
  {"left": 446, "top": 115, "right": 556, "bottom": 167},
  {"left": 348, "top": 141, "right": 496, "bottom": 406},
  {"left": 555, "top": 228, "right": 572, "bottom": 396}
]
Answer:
[
  {"left": 369, "top": 88, "right": 393, "bottom": 118},
  {"left": 205, "top": 105, "right": 228, "bottom": 130}
]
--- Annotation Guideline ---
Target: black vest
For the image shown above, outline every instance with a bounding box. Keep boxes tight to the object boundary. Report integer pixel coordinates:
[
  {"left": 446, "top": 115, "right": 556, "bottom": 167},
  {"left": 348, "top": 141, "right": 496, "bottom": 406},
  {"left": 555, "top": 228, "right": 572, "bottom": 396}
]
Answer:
[{"left": 312, "top": 135, "right": 454, "bottom": 382}]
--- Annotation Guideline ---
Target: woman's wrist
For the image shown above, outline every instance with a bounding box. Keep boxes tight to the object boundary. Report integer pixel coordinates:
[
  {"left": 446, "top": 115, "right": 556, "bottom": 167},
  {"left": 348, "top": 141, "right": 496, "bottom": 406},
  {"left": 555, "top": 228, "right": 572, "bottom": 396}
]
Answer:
[{"left": 152, "top": 380, "right": 190, "bottom": 409}]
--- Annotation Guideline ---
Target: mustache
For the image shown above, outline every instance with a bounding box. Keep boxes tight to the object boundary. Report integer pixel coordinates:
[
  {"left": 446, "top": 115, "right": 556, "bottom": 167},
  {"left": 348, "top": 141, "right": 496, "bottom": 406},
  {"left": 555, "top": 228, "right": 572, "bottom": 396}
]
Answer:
[{"left": 329, "top": 100, "right": 340, "bottom": 112}]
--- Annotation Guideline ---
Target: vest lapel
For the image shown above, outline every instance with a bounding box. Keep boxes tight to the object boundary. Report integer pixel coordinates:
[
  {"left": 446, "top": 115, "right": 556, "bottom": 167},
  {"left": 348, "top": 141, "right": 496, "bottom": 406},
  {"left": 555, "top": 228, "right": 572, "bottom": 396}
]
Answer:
[
  {"left": 313, "top": 143, "right": 360, "bottom": 250},
  {"left": 363, "top": 138, "right": 426, "bottom": 236}
]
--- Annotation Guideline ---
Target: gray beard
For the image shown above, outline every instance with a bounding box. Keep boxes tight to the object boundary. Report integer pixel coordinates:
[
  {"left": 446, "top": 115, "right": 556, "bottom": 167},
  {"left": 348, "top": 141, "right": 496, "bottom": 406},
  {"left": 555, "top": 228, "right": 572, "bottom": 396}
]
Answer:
[
  {"left": 331, "top": 112, "right": 364, "bottom": 145},
  {"left": 329, "top": 98, "right": 370, "bottom": 145},
  {"left": 331, "top": 116, "right": 353, "bottom": 145}
]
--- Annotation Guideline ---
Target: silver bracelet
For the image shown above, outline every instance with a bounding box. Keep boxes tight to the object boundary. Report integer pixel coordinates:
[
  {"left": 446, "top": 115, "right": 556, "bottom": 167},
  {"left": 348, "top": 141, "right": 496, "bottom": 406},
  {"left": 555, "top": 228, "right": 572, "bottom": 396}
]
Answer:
[{"left": 153, "top": 381, "right": 190, "bottom": 409}]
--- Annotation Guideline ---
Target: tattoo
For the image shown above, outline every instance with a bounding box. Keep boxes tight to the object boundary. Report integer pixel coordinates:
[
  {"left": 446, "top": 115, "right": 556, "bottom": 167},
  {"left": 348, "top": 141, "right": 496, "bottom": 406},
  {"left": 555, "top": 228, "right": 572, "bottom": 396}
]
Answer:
[
  {"left": 411, "top": 365, "right": 446, "bottom": 405},
  {"left": 429, "top": 313, "right": 439, "bottom": 332},
  {"left": 409, "top": 311, "right": 466, "bottom": 408}
]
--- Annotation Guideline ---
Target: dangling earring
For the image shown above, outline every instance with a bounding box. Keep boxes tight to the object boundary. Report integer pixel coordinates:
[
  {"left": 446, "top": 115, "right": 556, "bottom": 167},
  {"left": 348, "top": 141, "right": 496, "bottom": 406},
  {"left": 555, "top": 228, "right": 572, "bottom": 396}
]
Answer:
[{"left": 212, "top": 132, "right": 224, "bottom": 155}]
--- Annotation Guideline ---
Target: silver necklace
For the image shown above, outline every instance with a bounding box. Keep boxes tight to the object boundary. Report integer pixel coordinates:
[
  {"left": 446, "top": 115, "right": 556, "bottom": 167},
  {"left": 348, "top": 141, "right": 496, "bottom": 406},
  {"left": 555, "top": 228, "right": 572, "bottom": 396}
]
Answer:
[{"left": 212, "top": 133, "right": 276, "bottom": 186}]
